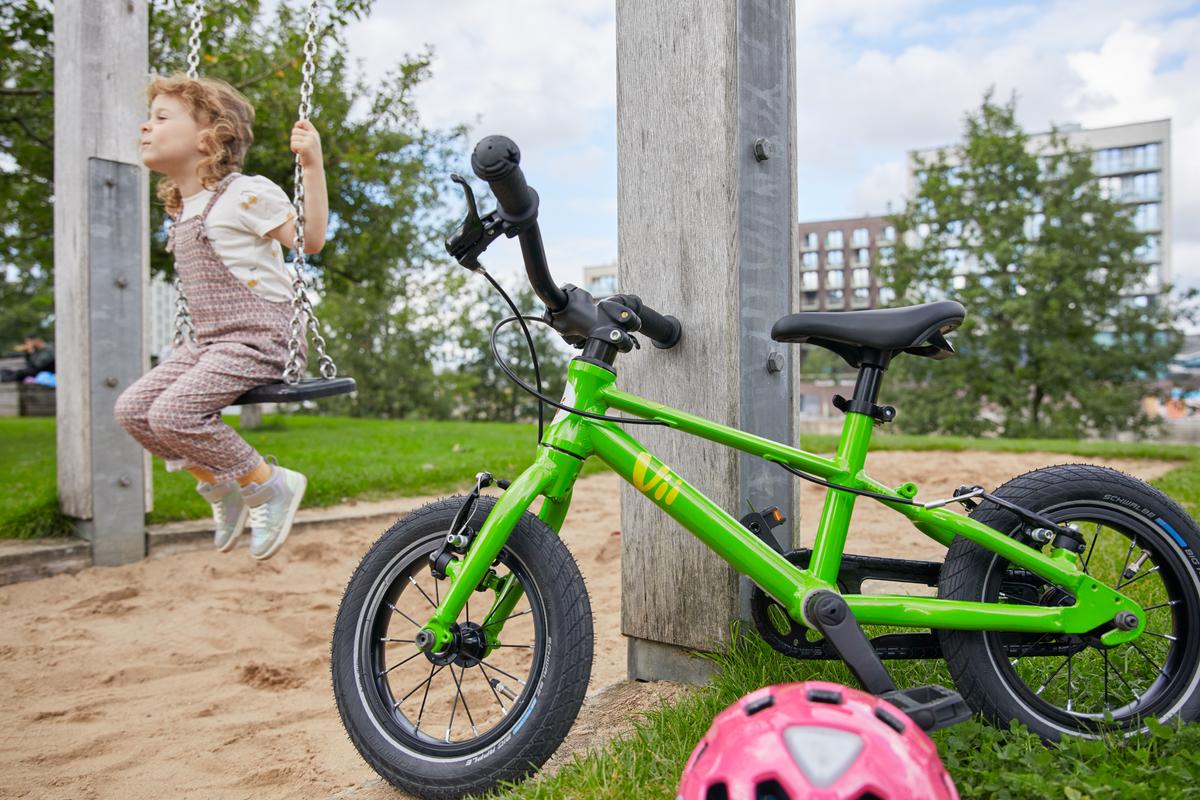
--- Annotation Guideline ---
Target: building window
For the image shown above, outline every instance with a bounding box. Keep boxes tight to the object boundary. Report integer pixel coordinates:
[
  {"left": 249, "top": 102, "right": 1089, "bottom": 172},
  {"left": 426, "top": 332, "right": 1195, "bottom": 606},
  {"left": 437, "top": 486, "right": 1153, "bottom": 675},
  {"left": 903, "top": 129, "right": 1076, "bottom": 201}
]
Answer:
[
  {"left": 802, "top": 251, "right": 819, "bottom": 269},
  {"left": 802, "top": 291, "right": 819, "bottom": 309},
  {"left": 852, "top": 287, "right": 870, "bottom": 306},
  {"left": 802, "top": 271, "right": 819, "bottom": 291},
  {"left": 826, "top": 289, "right": 845, "bottom": 308},
  {"left": 1136, "top": 236, "right": 1161, "bottom": 263},
  {"left": 826, "top": 230, "right": 844, "bottom": 249},
  {"left": 588, "top": 275, "right": 617, "bottom": 296},
  {"left": 880, "top": 225, "right": 896, "bottom": 242},
  {"left": 878, "top": 246, "right": 895, "bottom": 266},
  {"left": 826, "top": 249, "right": 844, "bottom": 267},
  {"left": 1133, "top": 203, "right": 1161, "bottom": 232},
  {"left": 852, "top": 268, "right": 870, "bottom": 288},
  {"left": 851, "top": 228, "right": 870, "bottom": 247},
  {"left": 826, "top": 270, "right": 844, "bottom": 289},
  {"left": 878, "top": 287, "right": 896, "bottom": 305},
  {"left": 802, "top": 232, "right": 818, "bottom": 250},
  {"left": 854, "top": 248, "right": 870, "bottom": 265}
]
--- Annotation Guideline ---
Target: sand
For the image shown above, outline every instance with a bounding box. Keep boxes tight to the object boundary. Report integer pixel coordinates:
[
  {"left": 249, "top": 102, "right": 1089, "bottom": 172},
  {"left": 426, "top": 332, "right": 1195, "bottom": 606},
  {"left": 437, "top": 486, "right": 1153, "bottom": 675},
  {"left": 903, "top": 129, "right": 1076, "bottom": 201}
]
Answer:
[{"left": 0, "top": 450, "right": 1178, "bottom": 799}]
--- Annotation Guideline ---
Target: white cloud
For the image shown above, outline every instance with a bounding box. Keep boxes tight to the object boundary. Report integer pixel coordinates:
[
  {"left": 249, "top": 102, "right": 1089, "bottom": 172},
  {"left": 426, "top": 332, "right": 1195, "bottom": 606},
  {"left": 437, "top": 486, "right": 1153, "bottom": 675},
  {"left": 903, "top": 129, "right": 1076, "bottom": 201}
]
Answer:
[
  {"left": 794, "top": 2, "right": 1200, "bottom": 291},
  {"left": 344, "top": 1, "right": 614, "bottom": 152}
]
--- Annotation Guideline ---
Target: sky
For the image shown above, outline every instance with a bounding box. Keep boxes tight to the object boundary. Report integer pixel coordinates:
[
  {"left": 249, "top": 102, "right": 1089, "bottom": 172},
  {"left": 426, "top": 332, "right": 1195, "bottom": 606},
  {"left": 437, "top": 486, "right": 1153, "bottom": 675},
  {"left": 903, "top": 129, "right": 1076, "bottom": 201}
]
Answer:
[{"left": 343, "top": 0, "right": 1200, "bottom": 293}]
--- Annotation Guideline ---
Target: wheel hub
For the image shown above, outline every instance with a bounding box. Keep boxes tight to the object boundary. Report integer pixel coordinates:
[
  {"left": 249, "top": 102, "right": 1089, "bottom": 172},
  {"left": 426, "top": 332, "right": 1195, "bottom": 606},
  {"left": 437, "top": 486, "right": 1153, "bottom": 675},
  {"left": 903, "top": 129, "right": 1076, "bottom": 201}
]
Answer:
[{"left": 424, "top": 622, "right": 488, "bottom": 668}]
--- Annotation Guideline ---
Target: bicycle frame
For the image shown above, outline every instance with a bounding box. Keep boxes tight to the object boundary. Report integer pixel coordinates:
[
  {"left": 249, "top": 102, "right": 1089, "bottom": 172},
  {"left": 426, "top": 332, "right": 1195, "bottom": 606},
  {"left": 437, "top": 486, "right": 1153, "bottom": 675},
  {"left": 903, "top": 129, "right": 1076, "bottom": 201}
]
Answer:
[{"left": 421, "top": 358, "right": 1147, "bottom": 654}]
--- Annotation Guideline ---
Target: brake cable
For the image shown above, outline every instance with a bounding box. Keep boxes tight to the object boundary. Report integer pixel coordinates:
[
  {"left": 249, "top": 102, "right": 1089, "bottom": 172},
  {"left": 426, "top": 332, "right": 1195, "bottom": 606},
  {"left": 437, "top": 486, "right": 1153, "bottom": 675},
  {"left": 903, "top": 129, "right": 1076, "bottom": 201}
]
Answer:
[{"left": 479, "top": 269, "right": 671, "bottom": 440}]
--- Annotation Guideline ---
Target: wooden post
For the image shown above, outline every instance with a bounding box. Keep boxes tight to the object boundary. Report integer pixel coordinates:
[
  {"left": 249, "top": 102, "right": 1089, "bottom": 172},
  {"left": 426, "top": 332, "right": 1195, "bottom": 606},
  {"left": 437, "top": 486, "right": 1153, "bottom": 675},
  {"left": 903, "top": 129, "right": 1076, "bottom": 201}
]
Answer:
[
  {"left": 617, "top": 0, "right": 797, "bottom": 682},
  {"left": 54, "top": 0, "right": 150, "bottom": 565}
]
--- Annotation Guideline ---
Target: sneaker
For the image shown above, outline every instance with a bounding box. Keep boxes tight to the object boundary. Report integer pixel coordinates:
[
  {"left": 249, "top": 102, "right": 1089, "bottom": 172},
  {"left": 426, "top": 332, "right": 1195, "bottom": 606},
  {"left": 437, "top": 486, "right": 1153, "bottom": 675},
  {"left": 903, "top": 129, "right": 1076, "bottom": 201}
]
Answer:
[
  {"left": 240, "top": 460, "right": 307, "bottom": 561},
  {"left": 197, "top": 479, "right": 249, "bottom": 552}
]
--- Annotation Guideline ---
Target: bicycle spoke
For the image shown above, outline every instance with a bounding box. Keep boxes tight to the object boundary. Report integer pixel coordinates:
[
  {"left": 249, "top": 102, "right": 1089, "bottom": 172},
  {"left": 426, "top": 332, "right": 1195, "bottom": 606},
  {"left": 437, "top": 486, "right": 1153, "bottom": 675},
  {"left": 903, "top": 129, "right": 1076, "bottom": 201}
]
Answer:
[
  {"left": 480, "top": 660, "right": 527, "bottom": 686},
  {"left": 1118, "top": 536, "right": 1138, "bottom": 588},
  {"left": 396, "top": 663, "right": 445, "bottom": 707},
  {"left": 414, "top": 663, "right": 442, "bottom": 734},
  {"left": 1118, "top": 565, "right": 1161, "bottom": 590},
  {"left": 484, "top": 608, "right": 533, "bottom": 628},
  {"left": 386, "top": 601, "right": 422, "bottom": 629},
  {"left": 1104, "top": 650, "right": 1110, "bottom": 709},
  {"left": 452, "top": 665, "right": 479, "bottom": 737},
  {"left": 493, "top": 644, "right": 533, "bottom": 649},
  {"left": 408, "top": 575, "right": 437, "bottom": 610},
  {"left": 1143, "top": 600, "right": 1181, "bottom": 612},
  {"left": 478, "top": 661, "right": 509, "bottom": 714},
  {"left": 434, "top": 573, "right": 439, "bottom": 606},
  {"left": 1107, "top": 653, "right": 1143, "bottom": 706},
  {"left": 1143, "top": 630, "right": 1177, "bottom": 642},
  {"left": 1010, "top": 633, "right": 1050, "bottom": 667},
  {"left": 1034, "top": 655, "right": 1071, "bottom": 696},
  {"left": 377, "top": 648, "right": 423, "bottom": 678},
  {"left": 1130, "top": 641, "right": 1168, "bottom": 681},
  {"left": 445, "top": 670, "right": 461, "bottom": 742},
  {"left": 1066, "top": 653, "right": 1074, "bottom": 712},
  {"left": 1082, "top": 522, "right": 1101, "bottom": 574},
  {"left": 380, "top": 637, "right": 417, "bottom": 643}
]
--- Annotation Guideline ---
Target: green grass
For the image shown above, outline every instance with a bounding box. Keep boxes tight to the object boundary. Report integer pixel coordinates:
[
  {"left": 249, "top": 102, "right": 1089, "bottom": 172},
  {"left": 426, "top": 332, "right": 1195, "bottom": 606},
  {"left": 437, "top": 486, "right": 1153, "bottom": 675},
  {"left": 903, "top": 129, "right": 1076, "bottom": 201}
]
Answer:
[
  {"left": 0, "top": 415, "right": 606, "bottom": 538},
  {"left": 3, "top": 416, "right": 1199, "bottom": 537},
  {"left": 491, "top": 632, "right": 1200, "bottom": 800}
]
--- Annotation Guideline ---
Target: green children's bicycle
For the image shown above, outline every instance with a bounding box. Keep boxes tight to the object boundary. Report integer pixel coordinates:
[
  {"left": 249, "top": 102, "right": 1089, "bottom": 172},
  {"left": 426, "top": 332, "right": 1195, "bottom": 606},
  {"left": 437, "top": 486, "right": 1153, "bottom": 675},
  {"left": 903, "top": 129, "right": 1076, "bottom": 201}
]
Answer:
[{"left": 331, "top": 136, "right": 1200, "bottom": 800}]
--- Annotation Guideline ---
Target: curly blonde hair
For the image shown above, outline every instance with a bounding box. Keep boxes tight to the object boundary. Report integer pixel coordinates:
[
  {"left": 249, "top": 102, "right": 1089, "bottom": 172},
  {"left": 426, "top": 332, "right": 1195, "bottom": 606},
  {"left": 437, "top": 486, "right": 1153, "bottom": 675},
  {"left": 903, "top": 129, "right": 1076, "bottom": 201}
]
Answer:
[{"left": 147, "top": 74, "right": 255, "bottom": 217}]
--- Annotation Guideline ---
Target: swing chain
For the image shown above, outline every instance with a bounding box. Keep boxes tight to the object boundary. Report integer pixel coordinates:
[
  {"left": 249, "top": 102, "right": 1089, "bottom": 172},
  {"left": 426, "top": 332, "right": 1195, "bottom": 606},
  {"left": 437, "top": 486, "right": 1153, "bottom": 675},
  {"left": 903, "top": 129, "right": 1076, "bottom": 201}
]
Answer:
[
  {"left": 185, "top": 0, "right": 205, "bottom": 80},
  {"left": 172, "top": 276, "right": 195, "bottom": 347},
  {"left": 283, "top": 0, "right": 337, "bottom": 385}
]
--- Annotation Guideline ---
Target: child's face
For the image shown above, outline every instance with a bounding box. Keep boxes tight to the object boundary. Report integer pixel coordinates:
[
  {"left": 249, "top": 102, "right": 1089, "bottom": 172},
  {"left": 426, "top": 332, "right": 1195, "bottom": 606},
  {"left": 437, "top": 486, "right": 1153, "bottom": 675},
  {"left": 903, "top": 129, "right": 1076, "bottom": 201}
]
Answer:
[{"left": 140, "top": 95, "right": 202, "bottom": 175}]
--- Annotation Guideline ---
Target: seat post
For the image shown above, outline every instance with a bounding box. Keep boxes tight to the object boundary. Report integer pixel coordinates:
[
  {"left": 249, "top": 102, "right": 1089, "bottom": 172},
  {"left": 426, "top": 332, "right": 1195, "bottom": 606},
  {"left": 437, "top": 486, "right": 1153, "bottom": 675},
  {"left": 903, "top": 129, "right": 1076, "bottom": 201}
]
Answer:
[
  {"left": 851, "top": 365, "right": 884, "bottom": 407},
  {"left": 850, "top": 348, "right": 890, "bottom": 407}
]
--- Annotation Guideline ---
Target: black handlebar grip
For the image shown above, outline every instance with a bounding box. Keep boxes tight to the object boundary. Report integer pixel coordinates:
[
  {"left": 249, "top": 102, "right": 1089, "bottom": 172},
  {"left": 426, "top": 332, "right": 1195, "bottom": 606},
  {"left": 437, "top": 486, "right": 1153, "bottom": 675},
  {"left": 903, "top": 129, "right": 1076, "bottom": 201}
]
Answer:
[
  {"left": 636, "top": 303, "right": 683, "bottom": 350},
  {"left": 471, "top": 135, "right": 536, "bottom": 223}
]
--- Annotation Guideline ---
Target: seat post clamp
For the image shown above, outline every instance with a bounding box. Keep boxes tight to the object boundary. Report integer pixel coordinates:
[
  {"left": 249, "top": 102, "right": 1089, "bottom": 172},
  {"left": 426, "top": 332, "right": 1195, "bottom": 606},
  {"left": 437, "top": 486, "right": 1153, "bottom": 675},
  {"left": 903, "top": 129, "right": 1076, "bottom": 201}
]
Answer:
[{"left": 832, "top": 394, "right": 897, "bottom": 424}]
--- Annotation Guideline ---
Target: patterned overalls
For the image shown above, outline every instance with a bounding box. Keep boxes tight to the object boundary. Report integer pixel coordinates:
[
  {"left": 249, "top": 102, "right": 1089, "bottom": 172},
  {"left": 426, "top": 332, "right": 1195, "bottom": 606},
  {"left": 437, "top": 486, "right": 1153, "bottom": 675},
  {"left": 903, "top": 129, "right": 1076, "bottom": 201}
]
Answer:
[{"left": 114, "top": 174, "right": 306, "bottom": 483}]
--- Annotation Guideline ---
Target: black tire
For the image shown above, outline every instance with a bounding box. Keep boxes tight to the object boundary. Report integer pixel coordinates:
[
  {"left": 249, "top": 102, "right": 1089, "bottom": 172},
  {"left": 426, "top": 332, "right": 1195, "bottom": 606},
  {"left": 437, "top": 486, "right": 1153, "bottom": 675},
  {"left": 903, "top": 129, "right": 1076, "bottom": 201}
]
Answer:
[
  {"left": 331, "top": 496, "right": 593, "bottom": 799},
  {"left": 939, "top": 464, "right": 1200, "bottom": 741}
]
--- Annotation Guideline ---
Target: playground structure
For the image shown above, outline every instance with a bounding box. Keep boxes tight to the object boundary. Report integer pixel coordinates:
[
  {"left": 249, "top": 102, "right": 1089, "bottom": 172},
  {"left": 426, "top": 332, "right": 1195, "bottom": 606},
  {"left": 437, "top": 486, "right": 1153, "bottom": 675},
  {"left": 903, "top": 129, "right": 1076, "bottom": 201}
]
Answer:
[{"left": 51, "top": 0, "right": 802, "bottom": 684}]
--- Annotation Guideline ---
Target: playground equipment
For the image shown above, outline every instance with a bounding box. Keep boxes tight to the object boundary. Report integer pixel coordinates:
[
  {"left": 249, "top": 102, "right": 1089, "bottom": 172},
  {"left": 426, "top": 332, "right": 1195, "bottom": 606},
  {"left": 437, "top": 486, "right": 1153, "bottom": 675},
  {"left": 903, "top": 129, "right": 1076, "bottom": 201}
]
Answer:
[
  {"left": 173, "top": 0, "right": 355, "bottom": 406},
  {"left": 329, "top": 136, "right": 1200, "bottom": 798},
  {"left": 677, "top": 681, "right": 959, "bottom": 800}
]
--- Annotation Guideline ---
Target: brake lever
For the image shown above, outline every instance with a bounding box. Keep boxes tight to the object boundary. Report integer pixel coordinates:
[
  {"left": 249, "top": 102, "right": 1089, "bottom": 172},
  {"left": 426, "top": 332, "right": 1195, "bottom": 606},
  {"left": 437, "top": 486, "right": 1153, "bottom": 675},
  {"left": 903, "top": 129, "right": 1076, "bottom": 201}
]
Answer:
[{"left": 445, "top": 174, "right": 502, "bottom": 271}]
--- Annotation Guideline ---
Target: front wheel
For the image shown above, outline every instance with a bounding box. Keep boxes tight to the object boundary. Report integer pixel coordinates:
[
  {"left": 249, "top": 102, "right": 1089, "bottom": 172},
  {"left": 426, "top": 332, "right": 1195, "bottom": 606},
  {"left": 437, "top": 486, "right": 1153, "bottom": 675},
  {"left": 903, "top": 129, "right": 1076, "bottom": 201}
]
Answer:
[
  {"left": 939, "top": 464, "right": 1200, "bottom": 741},
  {"left": 331, "top": 496, "right": 593, "bottom": 799}
]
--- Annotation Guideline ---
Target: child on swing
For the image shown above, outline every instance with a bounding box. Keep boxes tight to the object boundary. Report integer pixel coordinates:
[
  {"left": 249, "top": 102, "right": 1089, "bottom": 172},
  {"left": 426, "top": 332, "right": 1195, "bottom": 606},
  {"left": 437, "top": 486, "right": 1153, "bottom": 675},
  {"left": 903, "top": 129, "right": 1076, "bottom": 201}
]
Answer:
[{"left": 115, "top": 75, "right": 327, "bottom": 560}]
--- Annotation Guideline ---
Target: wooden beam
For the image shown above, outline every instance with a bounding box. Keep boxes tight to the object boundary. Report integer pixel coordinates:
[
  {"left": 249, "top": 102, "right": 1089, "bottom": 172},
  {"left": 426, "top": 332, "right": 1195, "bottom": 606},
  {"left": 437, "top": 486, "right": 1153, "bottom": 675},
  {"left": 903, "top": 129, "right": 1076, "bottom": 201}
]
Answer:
[
  {"left": 54, "top": 0, "right": 150, "bottom": 564},
  {"left": 617, "top": 0, "right": 797, "bottom": 678}
]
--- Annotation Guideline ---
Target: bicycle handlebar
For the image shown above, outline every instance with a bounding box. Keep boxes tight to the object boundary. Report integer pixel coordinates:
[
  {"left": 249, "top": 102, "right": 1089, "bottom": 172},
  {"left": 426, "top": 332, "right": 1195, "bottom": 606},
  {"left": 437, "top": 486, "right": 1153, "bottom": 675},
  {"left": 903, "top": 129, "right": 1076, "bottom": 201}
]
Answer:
[
  {"left": 468, "top": 135, "right": 681, "bottom": 351},
  {"left": 470, "top": 136, "right": 568, "bottom": 312}
]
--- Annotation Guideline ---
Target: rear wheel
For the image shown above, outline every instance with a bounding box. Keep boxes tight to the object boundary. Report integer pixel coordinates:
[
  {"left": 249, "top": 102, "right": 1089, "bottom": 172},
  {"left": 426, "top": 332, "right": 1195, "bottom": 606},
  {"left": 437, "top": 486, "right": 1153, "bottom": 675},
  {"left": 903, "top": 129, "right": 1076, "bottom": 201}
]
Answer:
[
  {"left": 331, "top": 496, "right": 593, "bottom": 799},
  {"left": 939, "top": 464, "right": 1200, "bottom": 740}
]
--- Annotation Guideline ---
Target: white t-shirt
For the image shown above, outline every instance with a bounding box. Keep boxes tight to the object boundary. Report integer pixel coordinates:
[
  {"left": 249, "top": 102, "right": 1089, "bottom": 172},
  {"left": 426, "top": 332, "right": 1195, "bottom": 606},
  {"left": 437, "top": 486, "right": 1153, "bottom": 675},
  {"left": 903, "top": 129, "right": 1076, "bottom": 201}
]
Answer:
[{"left": 179, "top": 175, "right": 297, "bottom": 304}]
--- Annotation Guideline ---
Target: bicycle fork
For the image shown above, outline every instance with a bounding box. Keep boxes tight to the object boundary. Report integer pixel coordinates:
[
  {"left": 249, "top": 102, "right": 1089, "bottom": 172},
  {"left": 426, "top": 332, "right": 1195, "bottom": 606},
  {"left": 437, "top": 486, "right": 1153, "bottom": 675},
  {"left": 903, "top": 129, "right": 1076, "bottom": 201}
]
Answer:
[{"left": 414, "top": 446, "right": 582, "bottom": 655}]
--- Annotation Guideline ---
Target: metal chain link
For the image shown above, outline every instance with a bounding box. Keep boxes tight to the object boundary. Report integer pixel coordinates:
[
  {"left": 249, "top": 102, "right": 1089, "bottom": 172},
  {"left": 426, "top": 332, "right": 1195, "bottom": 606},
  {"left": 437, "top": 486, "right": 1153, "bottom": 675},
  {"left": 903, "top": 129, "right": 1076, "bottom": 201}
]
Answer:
[
  {"left": 172, "top": 277, "right": 195, "bottom": 347},
  {"left": 171, "top": 0, "right": 340, "bottom": 384},
  {"left": 284, "top": 0, "right": 338, "bottom": 384},
  {"left": 185, "top": 0, "right": 205, "bottom": 80},
  {"left": 172, "top": 0, "right": 206, "bottom": 348}
]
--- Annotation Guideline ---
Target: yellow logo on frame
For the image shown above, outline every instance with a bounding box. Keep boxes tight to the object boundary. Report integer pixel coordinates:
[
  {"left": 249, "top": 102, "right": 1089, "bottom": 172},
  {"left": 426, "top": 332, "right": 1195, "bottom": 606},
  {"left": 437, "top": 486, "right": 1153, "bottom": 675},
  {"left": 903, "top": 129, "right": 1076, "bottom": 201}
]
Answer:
[{"left": 632, "top": 451, "right": 682, "bottom": 506}]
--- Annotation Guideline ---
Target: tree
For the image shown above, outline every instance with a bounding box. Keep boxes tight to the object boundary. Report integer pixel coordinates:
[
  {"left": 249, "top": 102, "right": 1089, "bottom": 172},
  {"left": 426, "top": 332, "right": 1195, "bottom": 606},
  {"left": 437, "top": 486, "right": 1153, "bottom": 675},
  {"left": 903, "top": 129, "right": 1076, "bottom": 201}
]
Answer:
[
  {"left": 880, "top": 92, "right": 1185, "bottom": 438},
  {"left": 2, "top": 0, "right": 469, "bottom": 419},
  {"left": 445, "top": 280, "right": 570, "bottom": 424}
]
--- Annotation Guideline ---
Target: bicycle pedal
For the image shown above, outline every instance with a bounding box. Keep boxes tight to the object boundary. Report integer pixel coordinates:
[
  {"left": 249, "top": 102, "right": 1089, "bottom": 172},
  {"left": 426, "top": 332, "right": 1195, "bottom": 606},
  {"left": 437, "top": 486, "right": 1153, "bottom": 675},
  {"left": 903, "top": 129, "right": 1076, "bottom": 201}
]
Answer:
[{"left": 878, "top": 684, "right": 971, "bottom": 732}]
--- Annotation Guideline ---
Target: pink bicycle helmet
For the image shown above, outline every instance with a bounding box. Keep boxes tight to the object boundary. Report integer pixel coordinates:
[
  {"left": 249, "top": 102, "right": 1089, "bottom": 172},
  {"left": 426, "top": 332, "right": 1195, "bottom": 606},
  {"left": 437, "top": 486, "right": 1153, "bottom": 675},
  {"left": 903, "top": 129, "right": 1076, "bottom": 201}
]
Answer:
[{"left": 677, "top": 681, "right": 958, "bottom": 800}]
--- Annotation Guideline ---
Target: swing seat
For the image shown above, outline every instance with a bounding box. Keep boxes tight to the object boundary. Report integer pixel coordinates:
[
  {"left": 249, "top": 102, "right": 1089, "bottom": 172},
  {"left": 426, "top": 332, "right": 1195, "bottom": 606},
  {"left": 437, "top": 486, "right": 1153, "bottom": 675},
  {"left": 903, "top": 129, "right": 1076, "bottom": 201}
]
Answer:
[{"left": 232, "top": 376, "right": 357, "bottom": 406}]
